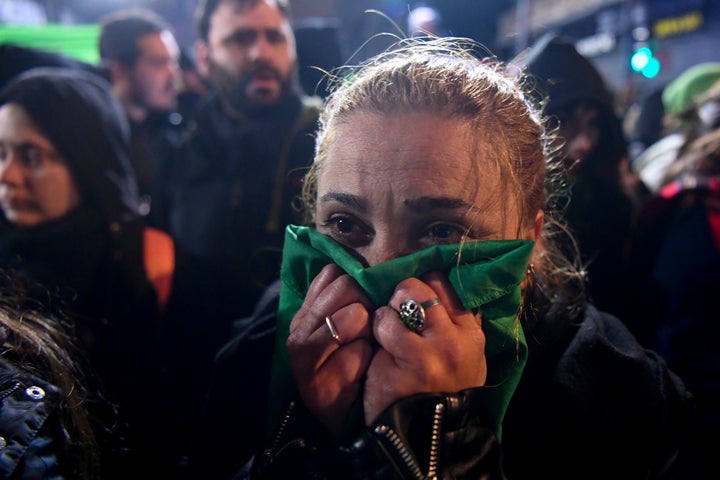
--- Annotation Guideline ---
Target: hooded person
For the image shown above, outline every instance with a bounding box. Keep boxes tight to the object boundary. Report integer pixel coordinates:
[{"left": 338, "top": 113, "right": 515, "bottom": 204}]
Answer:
[
  {"left": 0, "top": 43, "right": 110, "bottom": 91},
  {"left": 513, "top": 33, "right": 641, "bottom": 320},
  {"left": 0, "top": 67, "right": 165, "bottom": 477},
  {"left": 0, "top": 66, "right": 157, "bottom": 331}
]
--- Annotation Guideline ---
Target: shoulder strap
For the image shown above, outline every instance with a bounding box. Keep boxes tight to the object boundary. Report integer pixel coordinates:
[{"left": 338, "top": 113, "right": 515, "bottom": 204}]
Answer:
[
  {"left": 143, "top": 227, "right": 175, "bottom": 313},
  {"left": 265, "top": 96, "right": 322, "bottom": 233}
]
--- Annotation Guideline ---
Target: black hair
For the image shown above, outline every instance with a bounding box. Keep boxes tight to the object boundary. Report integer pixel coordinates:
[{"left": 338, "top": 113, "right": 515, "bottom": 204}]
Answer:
[
  {"left": 195, "top": 0, "right": 292, "bottom": 41},
  {"left": 99, "top": 7, "right": 172, "bottom": 66}
]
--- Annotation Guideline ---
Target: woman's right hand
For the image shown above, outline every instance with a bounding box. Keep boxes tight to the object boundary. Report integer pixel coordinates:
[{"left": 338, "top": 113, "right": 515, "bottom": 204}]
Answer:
[
  {"left": 287, "top": 264, "right": 375, "bottom": 438},
  {"left": 363, "top": 272, "right": 488, "bottom": 424}
]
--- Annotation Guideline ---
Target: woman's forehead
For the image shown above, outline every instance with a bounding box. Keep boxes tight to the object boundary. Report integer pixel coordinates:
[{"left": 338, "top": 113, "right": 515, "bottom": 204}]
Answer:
[
  {"left": 325, "top": 112, "right": 478, "bottom": 170},
  {"left": 0, "top": 103, "right": 51, "bottom": 146},
  {"left": 318, "top": 111, "right": 499, "bottom": 202}
]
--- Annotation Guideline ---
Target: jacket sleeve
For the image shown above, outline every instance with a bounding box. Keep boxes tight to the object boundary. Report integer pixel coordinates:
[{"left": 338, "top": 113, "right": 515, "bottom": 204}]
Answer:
[
  {"left": 251, "top": 388, "right": 506, "bottom": 480},
  {"left": 0, "top": 366, "right": 64, "bottom": 480}
]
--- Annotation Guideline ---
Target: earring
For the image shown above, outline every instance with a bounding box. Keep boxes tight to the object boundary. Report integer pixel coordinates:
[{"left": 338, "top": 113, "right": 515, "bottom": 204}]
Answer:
[{"left": 526, "top": 263, "right": 536, "bottom": 277}]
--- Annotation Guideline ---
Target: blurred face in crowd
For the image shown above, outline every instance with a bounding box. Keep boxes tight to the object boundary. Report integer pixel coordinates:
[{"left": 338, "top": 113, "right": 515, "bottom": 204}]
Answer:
[
  {"left": 0, "top": 103, "right": 80, "bottom": 226},
  {"left": 197, "top": 0, "right": 297, "bottom": 112},
  {"left": 314, "top": 112, "right": 539, "bottom": 267},
  {"left": 554, "top": 102, "right": 600, "bottom": 172},
  {"left": 109, "top": 29, "right": 181, "bottom": 120},
  {"left": 130, "top": 30, "right": 181, "bottom": 112}
]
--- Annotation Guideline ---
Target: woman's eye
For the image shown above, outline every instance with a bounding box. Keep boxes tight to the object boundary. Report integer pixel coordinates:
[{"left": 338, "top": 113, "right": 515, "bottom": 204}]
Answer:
[
  {"left": 320, "top": 215, "right": 371, "bottom": 246},
  {"left": 426, "top": 223, "right": 466, "bottom": 243},
  {"left": 333, "top": 216, "right": 354, "bottom": 234},
  {"left": 427, "top": 224, "right": 453, "bottom": 239}
]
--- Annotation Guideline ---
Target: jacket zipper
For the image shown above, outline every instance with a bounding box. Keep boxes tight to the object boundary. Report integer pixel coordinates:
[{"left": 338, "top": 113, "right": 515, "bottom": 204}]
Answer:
[
  {"left": 373, "top": 401, "right": 445, "bottom": 480},
  {"left": 427, "top": 402, "right": 445, "bottom": 479},
  {"left": 0, "top": 381, "right": 20, "bottom": 401},
  {"left": 265, "top": 400, "right": 296, "bottom": 459}
]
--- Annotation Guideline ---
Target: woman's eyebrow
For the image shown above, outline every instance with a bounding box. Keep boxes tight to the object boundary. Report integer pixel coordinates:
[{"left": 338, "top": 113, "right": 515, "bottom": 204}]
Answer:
[
  {"left": 319, "top": 193, "right": 481, "bottom": 215},
  {"left": 318, "top": 191, "right": 367, "bottom": 212},
  {"left": 404, "top": 196, "right": 477, "bottom": 213}
]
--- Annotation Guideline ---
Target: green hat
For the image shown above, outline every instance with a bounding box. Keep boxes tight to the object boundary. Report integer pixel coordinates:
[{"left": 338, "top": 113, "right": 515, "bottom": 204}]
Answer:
[{"left": 662, "top": 62, "right": 720, "bottom": 115}]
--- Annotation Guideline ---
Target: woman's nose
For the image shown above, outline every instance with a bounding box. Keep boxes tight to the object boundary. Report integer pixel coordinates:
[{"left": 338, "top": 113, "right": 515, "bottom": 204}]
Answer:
[
  {"left": 0, "top": 156, "right": 25, "bottom": 186},
  {"left": 363, "top": 236, "right": 412, "bottom": 267}
]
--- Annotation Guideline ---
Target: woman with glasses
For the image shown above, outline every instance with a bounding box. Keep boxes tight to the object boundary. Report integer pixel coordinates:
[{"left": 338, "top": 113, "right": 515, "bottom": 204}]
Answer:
[{"left": 0, "top": 67, "right": 164, "bottom": 478}]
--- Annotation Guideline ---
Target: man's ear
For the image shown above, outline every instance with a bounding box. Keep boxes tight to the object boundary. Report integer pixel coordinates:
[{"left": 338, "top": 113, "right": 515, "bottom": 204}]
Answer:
[
  {"left": 106, "top": 59, "right": 128, "bottom": 84},
  {"left": 194, "top": 39, "right": 210, "bottom": 79},
  {"left": 105, "top": 60, "right": 132, "bottom": 99}
]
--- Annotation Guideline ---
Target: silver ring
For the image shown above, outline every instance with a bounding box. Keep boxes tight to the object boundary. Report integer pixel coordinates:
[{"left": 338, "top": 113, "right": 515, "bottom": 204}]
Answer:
[
  {"left": 421, "top": 297, "right": 441, "bottom": 310},
  {"left": 399, "top": 297, "right": 441, "bottom": 333},
  {"left": 325, "top": 315, "right": 341, "bottom": 345}
]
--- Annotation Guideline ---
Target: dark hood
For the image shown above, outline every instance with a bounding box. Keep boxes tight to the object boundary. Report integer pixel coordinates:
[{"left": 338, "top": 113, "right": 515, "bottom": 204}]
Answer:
[
  {"left": 514, "top": 33, "right": 614, "bottom": 115},
  {"left": 0, "top": 43, "right": 110, "bottom": 91},
  {"left": 0, "top": 67, "right": 141, "bottom": 228}
]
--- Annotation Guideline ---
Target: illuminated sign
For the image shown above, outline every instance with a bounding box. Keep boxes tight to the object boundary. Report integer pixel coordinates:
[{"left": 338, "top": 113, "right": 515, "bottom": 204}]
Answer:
[
  {"left": 0, "top": 24, "right": 100, "bottom": 63},
  {"left": 653, "top": 11, "right": 704, "bottom": 39}
]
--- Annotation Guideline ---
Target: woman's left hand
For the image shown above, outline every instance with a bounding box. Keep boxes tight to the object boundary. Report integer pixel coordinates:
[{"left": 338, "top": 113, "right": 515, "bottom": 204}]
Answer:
[{"left": 363, "top": 271, "right": 488, "bottom": 424}]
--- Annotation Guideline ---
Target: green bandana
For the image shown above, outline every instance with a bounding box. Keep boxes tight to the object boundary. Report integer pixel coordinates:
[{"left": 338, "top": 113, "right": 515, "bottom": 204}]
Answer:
[{"left": 268, "top": 225, "right": 533, "bottom": 441}]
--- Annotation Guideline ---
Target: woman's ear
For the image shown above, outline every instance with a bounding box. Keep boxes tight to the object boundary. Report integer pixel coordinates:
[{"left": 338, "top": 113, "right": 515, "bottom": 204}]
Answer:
[{"left": 532, "top": 210, "right": 544, "bottom": 240}]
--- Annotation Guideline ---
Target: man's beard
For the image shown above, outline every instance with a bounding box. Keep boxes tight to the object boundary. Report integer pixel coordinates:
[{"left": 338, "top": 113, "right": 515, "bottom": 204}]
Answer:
[{"left": 209, "top": 60, "right": 293, "bottom": 116}]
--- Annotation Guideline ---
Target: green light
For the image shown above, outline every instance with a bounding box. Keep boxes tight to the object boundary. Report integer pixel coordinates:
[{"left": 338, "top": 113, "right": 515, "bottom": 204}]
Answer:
[
  {"left": 630, "top": 47, "right": 653, "bottom": 71},
  {"left": 630, "top": 45, "right": 661, "bottom": 78},
  {"left": 641, "top": 57, "right": 661, "bottom": 78}
]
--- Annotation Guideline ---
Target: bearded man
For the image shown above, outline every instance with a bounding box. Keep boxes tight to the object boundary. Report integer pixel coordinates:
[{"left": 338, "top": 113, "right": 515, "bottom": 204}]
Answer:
[{"left": 158, "top": 0, "right": 322, "bottom": 319}]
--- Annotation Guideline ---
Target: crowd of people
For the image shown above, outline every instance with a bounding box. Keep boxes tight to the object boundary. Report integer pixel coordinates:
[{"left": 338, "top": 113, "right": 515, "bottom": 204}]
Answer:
[{"left": 0, "top": 0, "right": 717, "bottom": 478}]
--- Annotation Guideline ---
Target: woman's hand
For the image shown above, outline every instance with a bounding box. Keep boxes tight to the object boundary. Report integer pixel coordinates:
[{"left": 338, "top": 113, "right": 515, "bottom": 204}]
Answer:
[
  {"left": 364, "top": 271, "right": 488, "bottom": 424},
  {"left": 287, "top": 264, "right": 375, "bottom": 438}
]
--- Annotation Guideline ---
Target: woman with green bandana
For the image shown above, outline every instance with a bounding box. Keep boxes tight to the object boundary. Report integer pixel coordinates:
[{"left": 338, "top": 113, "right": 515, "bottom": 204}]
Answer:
[{"left": 194, "top": 37, "right": 693, "bottom": 480}]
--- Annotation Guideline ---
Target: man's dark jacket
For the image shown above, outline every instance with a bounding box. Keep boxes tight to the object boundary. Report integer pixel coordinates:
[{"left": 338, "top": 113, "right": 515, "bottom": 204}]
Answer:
[{"left": 157, "top": 90, "right": 321, "bottom": 317}]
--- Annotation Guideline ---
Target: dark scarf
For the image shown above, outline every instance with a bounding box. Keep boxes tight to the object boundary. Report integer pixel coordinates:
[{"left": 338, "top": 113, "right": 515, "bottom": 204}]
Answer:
[{"left": 0, "top": 207, "right": 149, "bottom": 327}]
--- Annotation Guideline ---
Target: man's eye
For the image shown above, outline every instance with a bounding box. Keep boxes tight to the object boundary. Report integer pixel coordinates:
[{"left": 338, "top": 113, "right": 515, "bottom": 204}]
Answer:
[
  {"left": 266, "top": 30, "right": 285, "bottom": 44},
  {"left": 229, "top": 31, "right": 256, "bottom": 46},
  {"left": 148, "top": 58, "right": 171, "bottom": 69}
]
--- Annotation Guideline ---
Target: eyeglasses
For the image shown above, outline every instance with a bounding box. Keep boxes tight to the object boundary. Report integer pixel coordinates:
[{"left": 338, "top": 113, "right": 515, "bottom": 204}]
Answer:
[{"left": 0, "top": 142, "right": 62, "bottom": 170}]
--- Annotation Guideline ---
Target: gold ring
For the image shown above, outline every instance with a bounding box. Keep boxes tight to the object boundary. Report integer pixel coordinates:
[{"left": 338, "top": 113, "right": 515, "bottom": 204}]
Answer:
[{"left": 325, "top": 315, "right": 341, "bottom": 345}]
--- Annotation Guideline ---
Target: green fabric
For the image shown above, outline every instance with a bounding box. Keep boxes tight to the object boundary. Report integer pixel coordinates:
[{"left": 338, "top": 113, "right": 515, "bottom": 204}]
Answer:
[{"left": 268, "top": 225, "right": 533, "bottom": 441}]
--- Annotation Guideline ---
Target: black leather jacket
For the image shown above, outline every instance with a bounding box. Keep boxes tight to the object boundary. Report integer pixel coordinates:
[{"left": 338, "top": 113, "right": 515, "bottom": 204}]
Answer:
[
  {"left": 252, "top": 390, "right": 505, "bottom": 480},
  {"left": 0, "top": 357, "right": 64, "bottom": 479},
  {"left": 156, "top": 92, "right": 321, "bottom": 318},
  {"left": 198, "top": 281, "right": 692, "bottom": 480}
]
